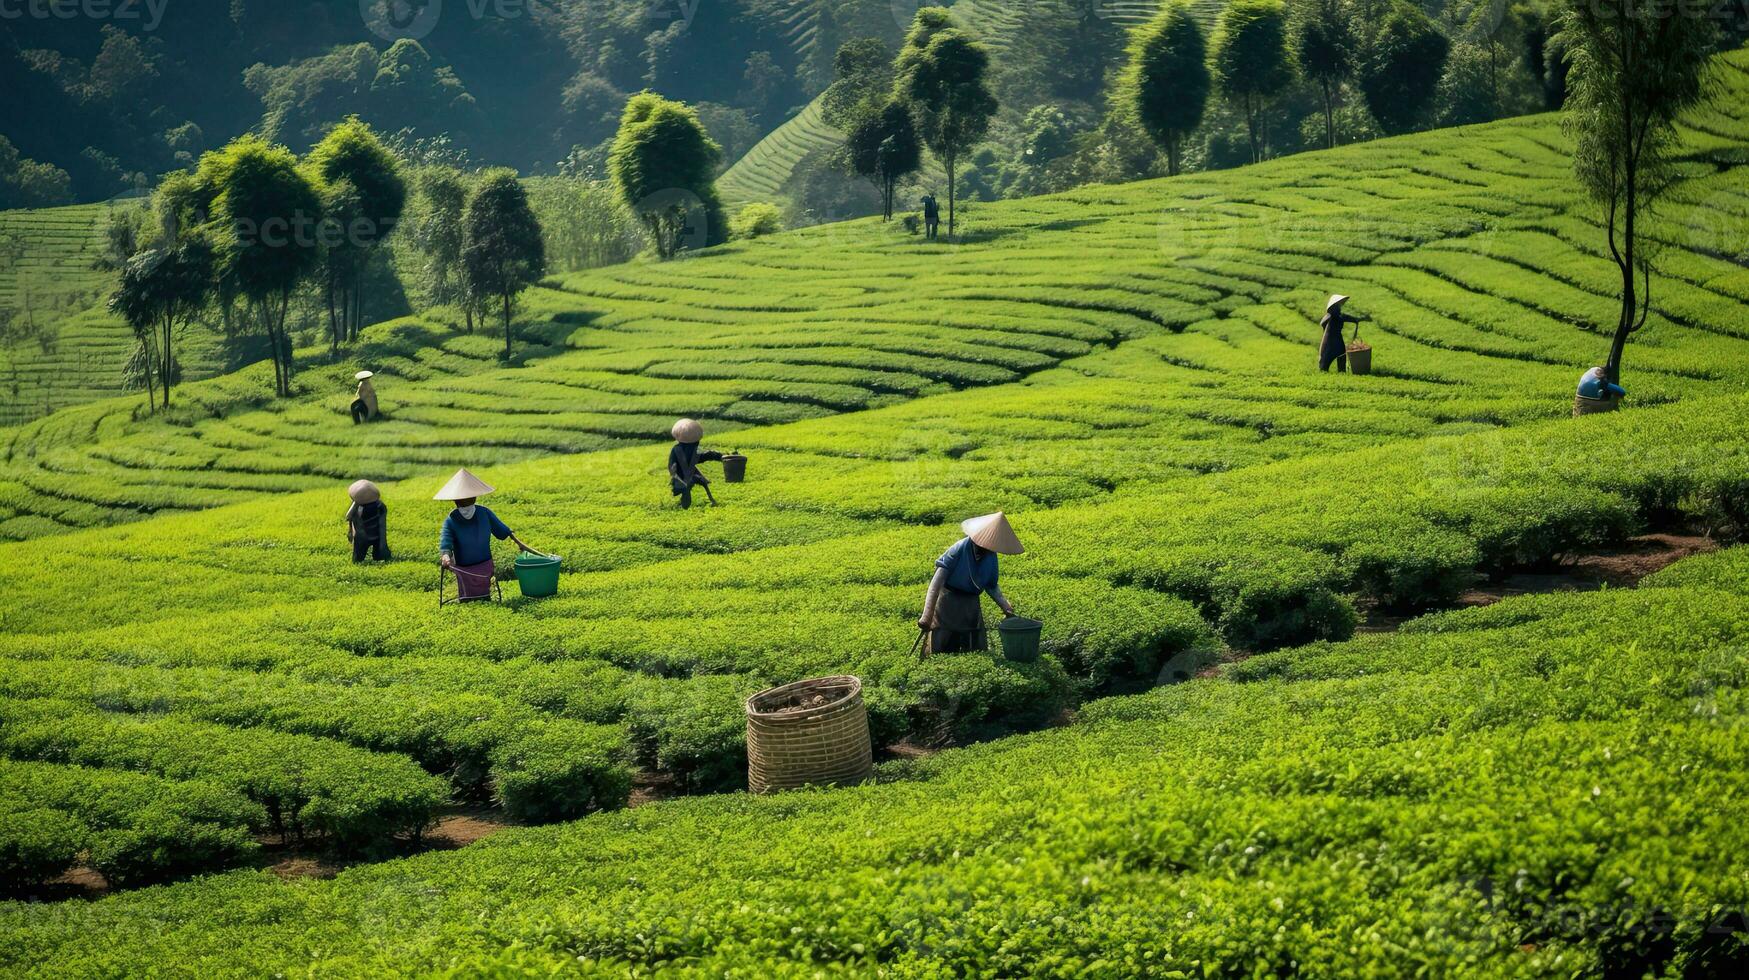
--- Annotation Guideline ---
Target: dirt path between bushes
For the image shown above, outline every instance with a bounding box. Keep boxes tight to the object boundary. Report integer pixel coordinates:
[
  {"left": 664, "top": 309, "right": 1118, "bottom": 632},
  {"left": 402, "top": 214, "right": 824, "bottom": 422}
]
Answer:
[{"left": 1357, "top": 533, "right": 1717, "bottom": 633}]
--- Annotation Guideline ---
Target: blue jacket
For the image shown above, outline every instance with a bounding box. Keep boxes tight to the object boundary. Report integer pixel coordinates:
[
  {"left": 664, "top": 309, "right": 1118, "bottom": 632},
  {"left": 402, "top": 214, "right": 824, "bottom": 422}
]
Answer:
[
  {"left": 439, "top": 506, "right": 512, "bottom": 566},
  {"left": 936, "top": 537, "right": 999, "bottom": 595},
  {"left": 1577, "top": 369, "right": 1626, "bottom": 400}
]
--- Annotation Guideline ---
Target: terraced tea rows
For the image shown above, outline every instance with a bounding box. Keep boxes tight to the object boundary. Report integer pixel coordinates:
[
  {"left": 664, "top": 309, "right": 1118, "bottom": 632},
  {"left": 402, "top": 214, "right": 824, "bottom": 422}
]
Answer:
[
  {"left": 6, "top": 526, "right": 1749, "bottom": 974},
  {"left": 0, "top": 49, "right": 1745, "bottom": 941}
]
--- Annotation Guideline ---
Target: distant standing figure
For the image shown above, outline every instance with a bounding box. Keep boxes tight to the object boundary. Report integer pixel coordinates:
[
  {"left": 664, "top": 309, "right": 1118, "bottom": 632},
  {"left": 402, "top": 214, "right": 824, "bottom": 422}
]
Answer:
[
  {"left": 669, "top": 418, "right": 724, "bottom": 510},
  {"left": 351, "top": 370, "right": 379, "bottom": 423},
  {"left": 1319, "top": 294, "right": 1367, "bottom": 373},
  {"left": 918, "top": 512, "right": 1024, "bottom": 655},
  {"left": 435, "top": 468, "right": 536, "bottom": 601},
  {"left": 922, "top": 194, "right": 941, "bottom": 240},
  {"left": 345, "top": 479, "right": 390, "bottom": 563},
  {"left": 1577, "top": 366, "right": 1627, "bottom": 401}
]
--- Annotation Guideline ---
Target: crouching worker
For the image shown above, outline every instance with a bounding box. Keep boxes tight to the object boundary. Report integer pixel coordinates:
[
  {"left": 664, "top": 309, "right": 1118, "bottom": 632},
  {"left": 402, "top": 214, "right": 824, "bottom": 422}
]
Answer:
[
  {"left": 917, "top": 512, "right": 1023, "bottom": 655},
  {"left": 435, "top": 468, "right": 536, "bottom": 601},
  {"left": 669, "top": 418, "right": 724, "bottom": 509},
  {"left": 1577, "top": 366, "right": 1626, "bottom": 403},
  {"left": 351, "top": 371, "right": 379, "bottom": 423},
  {"left": 346, "top": 479, "right": 390, "bottom": 562}
]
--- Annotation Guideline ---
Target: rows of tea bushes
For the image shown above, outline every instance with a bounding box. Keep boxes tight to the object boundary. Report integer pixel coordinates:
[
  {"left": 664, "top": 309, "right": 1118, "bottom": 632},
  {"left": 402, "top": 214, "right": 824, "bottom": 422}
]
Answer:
[
  {"left": 0, "top": 699, "right": 446, "bottom": 851},
  {"left": 3, "top": 51, "right": 1747, "bottom": 542},
  {"left": 0, "top": 49, "right": 1744, "bottom": 895},
  {"left": 6, "top": 540, "right": 1747, "bottom": 973},
  {"left": 0, "top": 760, "right": 260, "bottom": 889}
]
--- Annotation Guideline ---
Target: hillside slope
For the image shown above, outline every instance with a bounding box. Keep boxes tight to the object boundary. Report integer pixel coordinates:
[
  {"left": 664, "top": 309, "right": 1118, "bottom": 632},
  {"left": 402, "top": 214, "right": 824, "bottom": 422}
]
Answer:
[{"left": 0, "top": 51, "right": 1746, "bottom": 972}]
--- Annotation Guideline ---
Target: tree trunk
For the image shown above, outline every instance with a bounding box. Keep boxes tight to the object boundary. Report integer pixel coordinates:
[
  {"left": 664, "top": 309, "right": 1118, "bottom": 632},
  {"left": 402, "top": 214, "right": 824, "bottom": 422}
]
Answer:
[
  {"left": 161, "top": 316, "right": 173, "bottom": 407},
  {"left": 327, "top": 282, "right": 340, "bottom": 354},
  {"left": 1245, "top": 93, "right": 1260, "bottom": 165},
  {"left": 1322, "top": 80, "right": 1335, "bottom": 150},
  {"left": 1607, "top": 177, "right": 1637, "bottom": 384},
  {"left": 946, "top": 151, "right": 957, "bottom": 237}
]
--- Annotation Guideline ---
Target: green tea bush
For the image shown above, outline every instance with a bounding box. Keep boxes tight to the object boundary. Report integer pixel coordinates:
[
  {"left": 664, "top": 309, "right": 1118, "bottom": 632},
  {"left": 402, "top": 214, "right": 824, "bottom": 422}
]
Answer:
[{"left": 0, "top": 808, "right": 83, "bottom": 890}]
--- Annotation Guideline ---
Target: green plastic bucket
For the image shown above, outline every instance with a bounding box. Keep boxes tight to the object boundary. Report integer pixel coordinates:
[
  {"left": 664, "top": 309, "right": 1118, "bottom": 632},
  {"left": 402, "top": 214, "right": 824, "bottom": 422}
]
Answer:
[
  {"left": 513, "top": 553, "right": 561, "bottom": 598},
  {"left": 997, "top": 616, "right": 1043, "bottom": 663}
]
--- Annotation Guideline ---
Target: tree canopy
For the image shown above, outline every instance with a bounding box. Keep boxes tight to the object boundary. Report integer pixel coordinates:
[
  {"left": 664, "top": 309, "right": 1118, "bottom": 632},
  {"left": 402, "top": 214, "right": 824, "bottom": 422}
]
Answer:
[
  {"left": 609, "top": 94, "right": 727, "bottom": 260},
  {"left": 1210, "top": 0, "right": 1296, "bottom": 164},
  {"left": 1127, "top": 2, "right": 1212, "bottom": 176}
]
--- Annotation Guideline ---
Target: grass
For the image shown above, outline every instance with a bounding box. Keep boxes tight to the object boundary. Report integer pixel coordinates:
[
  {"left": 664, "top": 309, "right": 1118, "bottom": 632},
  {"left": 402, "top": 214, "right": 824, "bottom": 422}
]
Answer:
[{"left": 0, "top": 46, "right": 1746, "bottom": 973}]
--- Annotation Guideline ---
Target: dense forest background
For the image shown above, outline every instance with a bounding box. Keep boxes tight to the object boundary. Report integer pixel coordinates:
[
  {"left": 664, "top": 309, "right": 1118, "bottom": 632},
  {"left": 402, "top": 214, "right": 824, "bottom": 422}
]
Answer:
[{"left": 1, "top": 0, "right": 901, "bottom": 204}]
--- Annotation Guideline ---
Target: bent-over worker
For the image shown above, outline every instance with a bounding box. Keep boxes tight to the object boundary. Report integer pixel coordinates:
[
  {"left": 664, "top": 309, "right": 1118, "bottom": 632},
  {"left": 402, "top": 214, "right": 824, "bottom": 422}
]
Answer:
[
  {"left": 434, "top": 468, "right": 535, "bottom": 601},
  {"left": 669, "top": 418, "right": 724, "bottom": 509},
  {"left": 918, "top": 512, "right": 1023, "bottom": 655},
  {"left": 1319, "top": 294, "right": 1367, "bottom": 373},
  {"left": 351, "top": 370, "right": 379, "bottom": 424},
  {"left": 1577, "top": 366, "right": 1626, "bottom": 402},
  {"left": 345, "top": 479, "right": 390, "bottom": 562}
]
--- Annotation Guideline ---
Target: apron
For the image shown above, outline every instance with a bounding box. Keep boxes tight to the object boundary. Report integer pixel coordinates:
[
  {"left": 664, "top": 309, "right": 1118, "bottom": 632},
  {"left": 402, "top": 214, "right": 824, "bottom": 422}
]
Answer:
[
  {"left": 452, "top": 558, "right": 497, "bottom": 601},
  {"left": 930, "top": 589, "right": 987, "bottom": 654}
]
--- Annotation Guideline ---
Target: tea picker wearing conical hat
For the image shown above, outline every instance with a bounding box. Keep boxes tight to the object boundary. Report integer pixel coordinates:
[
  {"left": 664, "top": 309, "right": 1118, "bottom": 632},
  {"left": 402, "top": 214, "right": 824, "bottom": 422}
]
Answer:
[
  {"left": 668, "top": 418, "right": 725, "bottom": 510},
  {"left": 918, "top": 512, "right": 1023, "bottom": 655},
  {"left": 345, "top": 479, "right": 390, "bottom": 563},
  {"left": 435, "top": 468, "right": 537, "bottom": 601},
  {"left": 351, "top": 371, "right": 379, "bottom": 424},
  {"left": 1319, "top": 294, "right": 1367, "bottom": 373}
]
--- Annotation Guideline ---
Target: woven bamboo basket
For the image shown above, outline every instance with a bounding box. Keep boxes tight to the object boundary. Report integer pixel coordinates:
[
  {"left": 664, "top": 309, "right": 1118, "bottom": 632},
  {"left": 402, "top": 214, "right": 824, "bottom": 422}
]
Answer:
[
  {"left": 1574, "top": 393, "right": 1621, "bottom": 416},
  {"left": 1345, "top": 342, "right": 1373, "bottom": 376},
  {"left": 745, "top": 675, "right": 872, "bottom": 794}
]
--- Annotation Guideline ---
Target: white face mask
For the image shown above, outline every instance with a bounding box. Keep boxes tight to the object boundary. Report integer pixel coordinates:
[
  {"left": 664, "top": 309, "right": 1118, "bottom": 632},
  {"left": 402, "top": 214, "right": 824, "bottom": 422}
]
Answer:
[{"left": 456, "top": 505, "right": 477, "bottom": 520}]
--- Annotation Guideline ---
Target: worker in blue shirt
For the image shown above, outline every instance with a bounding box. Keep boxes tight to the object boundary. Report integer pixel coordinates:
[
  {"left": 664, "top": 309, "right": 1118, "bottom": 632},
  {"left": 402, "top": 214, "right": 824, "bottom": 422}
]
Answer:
[
  {"left": 918, "top": 512, "right": 1023, "bottom": 655},
  {"left": 434, "top": 468, "right": 536, "bottom": 601},
  {"left": 1577, "top": 366, "right": 1627, "bottom": 401}
]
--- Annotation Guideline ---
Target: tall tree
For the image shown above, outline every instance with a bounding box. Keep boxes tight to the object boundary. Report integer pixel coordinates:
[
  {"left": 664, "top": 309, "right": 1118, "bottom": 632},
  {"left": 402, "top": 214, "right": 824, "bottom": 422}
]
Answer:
[
  {"left": 1127, "top": 1, "right": 1212, "bottom": 176},
  {"left": 108, "top": 237, "right": 214, "bottom": 410},
  {"left": 462, "top": 169, "right": 546, "bottom": 360},
  {"left": 840, "top": 98, "right": 922, "bottom": 220},
  {"left": 820, "top": 38, "right": 895, "bottom": 128},
  {"left": 1560, "top": 0, "right": 1716, "bottom": 383},
  {"left": 206, "top": 136, "right": 323, "bottom": 398},
  {"left": 1357, "top": 1, "right": 1451, "bottom": 134},
  {"left": 895, "top": 23, "right": 997, "bottom": 236},
  {"left": 305, "top": 118, "right": 406, "bottom": 343},
  {"left": 1210, "top": 0, "right": 1296, "bottom": 165},
  {"left": 411, "top": 167, "right": 473, "bottom": 329},
  {"left": 609, "top": 93, "right": 727, "bottom": 260},
  {"left": 1293, "top": 0, "right": 1357, "bottom": 149}
]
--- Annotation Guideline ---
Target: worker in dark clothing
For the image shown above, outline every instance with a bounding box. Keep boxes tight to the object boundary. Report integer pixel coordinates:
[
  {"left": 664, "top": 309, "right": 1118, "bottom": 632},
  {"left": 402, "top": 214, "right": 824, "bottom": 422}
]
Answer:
[
  {"left": 345, "top": 479, "right": 390, "bottom": 562},
  {"left": 1577, "top": 366, "right": 1627, "bottom": 401},
  {"left": 351, "top": 371, "right": 379, "bottom": 423},
  {"left": 918, "top": 512, "right": 1023, "bottom": 655},
  {"left": 1319, "top": 294, "right": 1367, "bottom": 372},
  {"left": 669, "top": 418, "right": 724, "bottom": 509},
  {"left": 922, "top": 194, "right": 941, "bottom": 240}
]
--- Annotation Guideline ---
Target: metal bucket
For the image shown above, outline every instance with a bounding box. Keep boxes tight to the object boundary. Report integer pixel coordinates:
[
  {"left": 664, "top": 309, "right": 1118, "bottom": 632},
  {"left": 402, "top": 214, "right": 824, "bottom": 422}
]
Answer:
[{"left": 722, "top": 454, "right": 747, "bottom": 483}]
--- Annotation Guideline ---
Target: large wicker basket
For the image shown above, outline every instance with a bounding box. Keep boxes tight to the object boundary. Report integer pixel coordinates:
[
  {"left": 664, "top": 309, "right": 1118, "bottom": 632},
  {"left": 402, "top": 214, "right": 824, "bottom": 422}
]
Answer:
[
  {"left": 745, "top": 675, "right": 873, "bottom": 794},
  {"left": 1574, "top": 393, "right": 1621, "bottom": 416}
]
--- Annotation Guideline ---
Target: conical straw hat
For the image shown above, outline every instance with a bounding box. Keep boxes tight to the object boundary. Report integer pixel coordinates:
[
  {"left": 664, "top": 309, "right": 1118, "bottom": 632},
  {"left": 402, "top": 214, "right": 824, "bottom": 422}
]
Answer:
[
  {"left": 354, "top": 370, "right": 374, "bottom": 381},
  {"left": 347, "top": 479, "right": 380, "bottom": 504},
  {"left": 961, "top": 512, "right": 1024, "bottom": 555},
  {"left": 1326, "top": 294, "right": 1350, "bottom": 312},
  {"left": 672, "top": 418, "right": 704, "bottom": 444},
  {"left": 433, "top": 468, "right": 494, "bottom": 501}
]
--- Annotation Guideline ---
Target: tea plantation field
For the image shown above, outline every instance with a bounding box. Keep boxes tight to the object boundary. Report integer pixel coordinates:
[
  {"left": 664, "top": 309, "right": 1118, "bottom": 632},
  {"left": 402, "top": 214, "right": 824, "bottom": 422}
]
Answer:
[{"left": 0, "top": 48, "right": 1747, "bottom": 977}]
